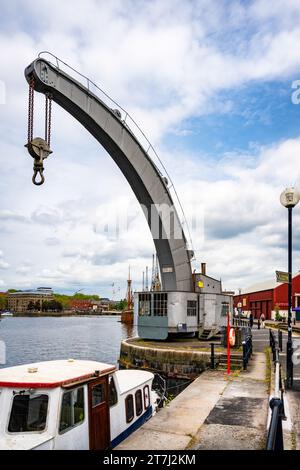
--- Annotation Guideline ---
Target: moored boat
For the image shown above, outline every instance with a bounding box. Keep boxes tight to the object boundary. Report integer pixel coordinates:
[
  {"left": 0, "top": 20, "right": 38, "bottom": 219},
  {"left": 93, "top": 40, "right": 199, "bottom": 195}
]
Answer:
[{"left": 0, "top": 359, "right": 158, "bottom": 450}]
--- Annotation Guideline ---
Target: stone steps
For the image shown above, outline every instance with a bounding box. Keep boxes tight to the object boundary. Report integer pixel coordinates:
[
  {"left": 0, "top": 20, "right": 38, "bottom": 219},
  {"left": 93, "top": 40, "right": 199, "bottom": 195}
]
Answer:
[{"left": 217, "top": 353, "right": 244, "bottom": 370}]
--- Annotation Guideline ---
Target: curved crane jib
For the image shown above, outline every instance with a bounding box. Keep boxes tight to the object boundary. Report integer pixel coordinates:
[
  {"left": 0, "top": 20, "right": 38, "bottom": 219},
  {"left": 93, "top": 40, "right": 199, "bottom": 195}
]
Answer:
[{"left": 24, "top": 56, "right": 193, "bottom": 293}]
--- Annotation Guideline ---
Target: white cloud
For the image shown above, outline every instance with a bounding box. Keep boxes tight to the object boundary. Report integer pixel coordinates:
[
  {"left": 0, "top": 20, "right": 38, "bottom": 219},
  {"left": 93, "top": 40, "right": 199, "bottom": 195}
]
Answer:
[
  {"left": 0, "top": 260, "right": 9, "bottom": 270},
  {"left": 16, "top": 266, "right": 31, "bottom": 275}
]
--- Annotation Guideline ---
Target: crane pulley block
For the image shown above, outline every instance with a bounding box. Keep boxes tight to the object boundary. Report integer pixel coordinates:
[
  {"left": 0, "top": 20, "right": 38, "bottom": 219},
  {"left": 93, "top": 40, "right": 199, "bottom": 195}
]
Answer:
[{"left": 25, "top": 76, "right": 53, "bottom": 185}]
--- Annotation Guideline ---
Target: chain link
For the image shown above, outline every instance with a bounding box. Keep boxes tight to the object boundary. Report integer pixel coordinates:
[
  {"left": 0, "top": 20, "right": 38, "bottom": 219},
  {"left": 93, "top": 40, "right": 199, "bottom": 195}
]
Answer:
[
  {"left": 48, "top": 94, "right": 52, "bottom": 147},
  {"left": 45, "top": 94, "right": 48, "bottom": 143},
  {"left": 44, "top": 93, "right": 52, "bottom": 147},
  {"left": 27, "top": 77, "right": 35, "bottom": 143}
]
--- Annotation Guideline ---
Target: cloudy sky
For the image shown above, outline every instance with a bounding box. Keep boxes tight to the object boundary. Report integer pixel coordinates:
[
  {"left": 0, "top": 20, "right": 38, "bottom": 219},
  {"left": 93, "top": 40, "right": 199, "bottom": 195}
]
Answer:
[{"left": 1, "top": 0, "right": 300, "bottom": 298}]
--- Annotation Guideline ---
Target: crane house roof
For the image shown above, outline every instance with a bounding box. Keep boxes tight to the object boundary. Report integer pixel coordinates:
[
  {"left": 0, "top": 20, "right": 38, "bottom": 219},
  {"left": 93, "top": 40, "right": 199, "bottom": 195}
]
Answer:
[{"left": 0, "top": 360, "right": 116, "bottom": 388}]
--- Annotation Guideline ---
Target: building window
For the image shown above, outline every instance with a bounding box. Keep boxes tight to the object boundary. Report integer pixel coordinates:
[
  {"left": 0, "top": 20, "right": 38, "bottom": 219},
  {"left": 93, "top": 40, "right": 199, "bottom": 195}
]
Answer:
[
  {"left": 59, "top": 387, "right": 84, "bottom": 433},
  {"left": 153, "top": 293, "right": 168, "bottom": 316},
  {"left": 143, "top": 385, "right": 150, "bottom": 409},
  {"left": 8, "top": 394, "right": 48, "bottom": 433},
  {"left": 135, "top": 390, "right": 143, "bottom": 416},
  {"left": 125, "top": 394, "right": 134, "bottom": 423},
  {"left": 138, "top": 293, "right": 151, "bottom": 316},
  {"left": 109, "top": 376, "right": 118, "bottom": 407},
  {"left": 187, "top": 300, "right": 197, "bottom": 316}
]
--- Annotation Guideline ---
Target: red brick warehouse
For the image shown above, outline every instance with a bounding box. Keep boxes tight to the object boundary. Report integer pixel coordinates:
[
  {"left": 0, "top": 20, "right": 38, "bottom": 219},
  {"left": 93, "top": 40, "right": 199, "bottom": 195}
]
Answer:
[{"left": 234, "top": 273, "right": 300, "bottom": 320}]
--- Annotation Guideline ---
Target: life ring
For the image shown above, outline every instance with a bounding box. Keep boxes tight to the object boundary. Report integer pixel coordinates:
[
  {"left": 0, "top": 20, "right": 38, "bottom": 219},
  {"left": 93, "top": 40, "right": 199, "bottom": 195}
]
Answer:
[{"left": 229, "top": 327, "right": 236, "bottom": 347}]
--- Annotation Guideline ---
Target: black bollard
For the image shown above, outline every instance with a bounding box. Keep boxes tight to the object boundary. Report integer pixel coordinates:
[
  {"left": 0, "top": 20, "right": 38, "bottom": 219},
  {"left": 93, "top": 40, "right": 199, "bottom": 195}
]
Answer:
[
  {"left": 210, "top": 343, "right": 215, "bottom": 369},
  {"left": 278, "top": 329, "right": 283, "bottom": 352}
]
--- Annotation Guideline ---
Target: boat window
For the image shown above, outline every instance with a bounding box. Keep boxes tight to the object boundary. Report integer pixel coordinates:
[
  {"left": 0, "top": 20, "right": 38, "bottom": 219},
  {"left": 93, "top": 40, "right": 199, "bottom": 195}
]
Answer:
[
  {"left": 153, "top": 293, "right": 168, "bottom": 316},
  {"left": 92, "top": 383, "right": 106, "bottom": 407},
  {"left": 59, "top": 387, "right": 84, "bottom": 433},
  {"left": 135, "top": 390, "right": 143, "bottom": 416},
  {"left": 187, "top": 300, "right": 197, "bottom": 316},
  {"left": 143, "top": 385, "right": 150, "bottom": 409},
  {"left": 109, "top": 376, "right": 118, "bottom": 407},
  {"left": 138, "top": 293, "right": 151, "bottom": 316},
  {"left": 125, "top": 394, "right": 134, "bottom": 423},
  {"left": 8, "top": 393, "right": 48, "bottom": 433}
]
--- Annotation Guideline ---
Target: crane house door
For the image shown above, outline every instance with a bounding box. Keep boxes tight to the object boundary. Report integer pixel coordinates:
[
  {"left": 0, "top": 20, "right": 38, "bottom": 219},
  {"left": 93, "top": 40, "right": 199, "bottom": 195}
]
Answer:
[{"left": 88, "top": 377, "right": 110, "bottom": 450}]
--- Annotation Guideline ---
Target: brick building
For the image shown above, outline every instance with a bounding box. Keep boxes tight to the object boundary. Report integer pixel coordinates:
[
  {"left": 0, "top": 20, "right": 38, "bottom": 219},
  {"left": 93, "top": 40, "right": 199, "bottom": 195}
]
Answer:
[
  {"left": 69, "top": 299, "right": 112, "bottom": 312},
  {"left": 234, "top": 273, "right": 300, "bottom": 320},
  {"left": 69, "top": 299, "right": 93, "bottom": 312}
]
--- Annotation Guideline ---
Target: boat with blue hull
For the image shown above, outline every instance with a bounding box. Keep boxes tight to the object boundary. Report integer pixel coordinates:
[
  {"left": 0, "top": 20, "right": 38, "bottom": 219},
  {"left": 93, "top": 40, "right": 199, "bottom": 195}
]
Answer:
[{"left": 0, "top": 359, "right": 158, "bottom": 450}]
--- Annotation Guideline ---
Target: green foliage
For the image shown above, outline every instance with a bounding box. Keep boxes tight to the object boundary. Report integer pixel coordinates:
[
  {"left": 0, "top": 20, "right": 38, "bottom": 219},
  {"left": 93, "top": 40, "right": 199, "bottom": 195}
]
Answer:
[
  {"left": 53, "top": 294, "right": 72, "bottom": 309},
  {"left": 54, "top": 293, "right": 101, "bottom": 309},
  {"left": 275, "top": 311, "right": 283, "bottom": 321},
  {"left": 73, "top": 293, "right": 100, "bottom": 301},
  {"left": 165, "top": 393, "right": 175, "bottom": 406},
  {"left": 0, "top": 294, "right": 7, "bottom": 310},
  {"left": 42, "top": 300, "right": 63, "bottom": 312},
  {"left": 115, "top": 299, "right": 128, "bottom": 310}
]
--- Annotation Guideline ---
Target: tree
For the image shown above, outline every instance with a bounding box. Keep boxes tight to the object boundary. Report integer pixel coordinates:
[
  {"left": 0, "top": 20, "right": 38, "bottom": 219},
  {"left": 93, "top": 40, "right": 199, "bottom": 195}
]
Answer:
[
  {"left": 116, "top": 299, "right": 128, "bottom": 311},
  {"left": 0, "top": 295, "right": 7, "bottom": 311},
  {"left": 47, "top": 299, "right": 63, "bottom": 312},
  {"left": 42, "top": 300, "right": 50, "bottom": 312},
  {"left": 27, "top": 301, "right": 35, "bottom": 311}
]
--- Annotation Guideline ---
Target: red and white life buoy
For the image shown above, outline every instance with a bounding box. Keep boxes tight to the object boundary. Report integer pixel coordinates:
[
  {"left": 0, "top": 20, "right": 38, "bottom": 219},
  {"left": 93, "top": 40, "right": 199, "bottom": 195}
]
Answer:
[{"left": 229, "top": 327, "right": 236, "bottom": 347}]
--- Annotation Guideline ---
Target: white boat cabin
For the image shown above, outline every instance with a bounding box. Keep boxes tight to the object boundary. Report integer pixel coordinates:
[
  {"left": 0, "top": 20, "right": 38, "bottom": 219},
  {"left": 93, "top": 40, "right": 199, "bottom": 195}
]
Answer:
[{"left": 0, "top": 359, "right": 156, "bottom": 450}]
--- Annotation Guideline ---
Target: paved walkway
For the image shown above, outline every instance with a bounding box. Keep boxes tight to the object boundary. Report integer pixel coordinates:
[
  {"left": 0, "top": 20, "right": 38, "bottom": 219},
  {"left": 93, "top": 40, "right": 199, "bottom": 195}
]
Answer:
[
  {"left": 190, "top": 352, "right": 268, "bottom": 450},
  {"left": 116, "top": 350, "right": 269, "bottom": 450}
]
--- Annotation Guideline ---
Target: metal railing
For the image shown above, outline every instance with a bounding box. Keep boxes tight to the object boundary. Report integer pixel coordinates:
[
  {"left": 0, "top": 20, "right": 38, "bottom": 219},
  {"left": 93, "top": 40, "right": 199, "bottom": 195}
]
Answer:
[
  {"left": 242, "top": 333, "right": 252, "bottom": 370},
  {"left": 266, "top": 330, "right": 285, "bottom": 450},
  {"left": 36, "top": 51, "right": 195, "bottom": 257},
  {"left": 232, "top": 317, "right": 250, "bottom": 328},
  {"left": 210, "top": 342, "right": 215, "bottom": 369}
]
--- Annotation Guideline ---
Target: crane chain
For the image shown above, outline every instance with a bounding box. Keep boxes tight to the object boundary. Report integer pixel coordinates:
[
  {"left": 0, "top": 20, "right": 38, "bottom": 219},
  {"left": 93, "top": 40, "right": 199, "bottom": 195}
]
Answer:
[
  {"left": 45, "top": 93, "right": 52, "bottom": 147},
  {"left": 26, "top": 77, "right": 53, "bottom": 186},
  {"left": 27, "top": 77, "right": 35, "bottom": 144}
]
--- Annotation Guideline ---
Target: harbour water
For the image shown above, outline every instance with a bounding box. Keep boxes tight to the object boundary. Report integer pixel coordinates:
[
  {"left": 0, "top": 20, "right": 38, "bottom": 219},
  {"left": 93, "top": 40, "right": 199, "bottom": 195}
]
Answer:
[{"left": 0, "top": 315, "right": 135, "bottom": 368}]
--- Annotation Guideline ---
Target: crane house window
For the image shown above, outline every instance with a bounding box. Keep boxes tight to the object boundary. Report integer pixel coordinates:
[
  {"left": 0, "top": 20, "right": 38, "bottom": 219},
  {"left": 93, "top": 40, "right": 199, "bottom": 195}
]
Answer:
[
  {"left": 125, "top": 394, "right": 134, "bottom": 423},
  {"left": 59, "top": 387, "right": 84, "bottom": 433},
  {"left": 135, "top": 390, "right": 143, "bottom": 416},
  {"left": 8, "top": 393, "right": 49, "bottom": 433},
  {"left": 138, "top": 293, "right": 151, "bottom": 316},
  {"left": 143, "top": 385, "right": 150, "bottom": 409},
  {"left": 153, "top": 293, "right": 168, "bottom": 316},
  {"left": 187, "top": 300, "right": 197, "bottom": 317}
]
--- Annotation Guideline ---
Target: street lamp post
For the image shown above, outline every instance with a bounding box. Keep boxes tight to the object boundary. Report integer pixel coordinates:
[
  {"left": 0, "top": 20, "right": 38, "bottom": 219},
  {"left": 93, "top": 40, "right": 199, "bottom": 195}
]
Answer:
[{"left": 280, "top": 187, "right": 300, "bottom": 388}]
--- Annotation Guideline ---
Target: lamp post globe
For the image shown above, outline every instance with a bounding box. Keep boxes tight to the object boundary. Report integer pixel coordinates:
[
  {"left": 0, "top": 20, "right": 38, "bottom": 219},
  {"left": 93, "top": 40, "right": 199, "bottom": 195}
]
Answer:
[
  {"left": 280, "top": 187, "right": 300, "bottom": 208},
  {"left": 280, "top": 187, "right": 300, "bottom": 388}
]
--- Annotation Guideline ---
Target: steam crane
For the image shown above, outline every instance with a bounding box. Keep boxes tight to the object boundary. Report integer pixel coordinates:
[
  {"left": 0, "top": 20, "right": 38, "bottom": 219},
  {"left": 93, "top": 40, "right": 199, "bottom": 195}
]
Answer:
[{"left": 24, "top": 52, "right": 232, "bottom": 340}]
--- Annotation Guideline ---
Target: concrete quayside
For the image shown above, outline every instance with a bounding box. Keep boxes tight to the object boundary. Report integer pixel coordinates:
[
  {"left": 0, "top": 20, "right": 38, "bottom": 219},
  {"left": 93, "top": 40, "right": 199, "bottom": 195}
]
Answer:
[
  {"left": 119, "top": 336, "right": 245, "bottom": 381},
  {"left": 117, "top": 326, "right": 300, "bottom": 450}
]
